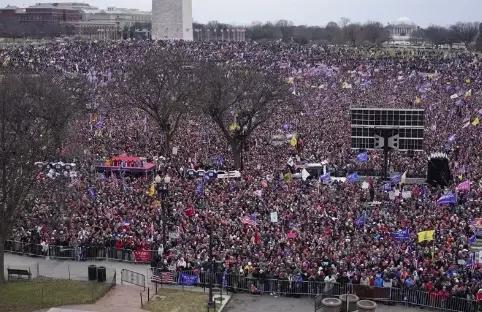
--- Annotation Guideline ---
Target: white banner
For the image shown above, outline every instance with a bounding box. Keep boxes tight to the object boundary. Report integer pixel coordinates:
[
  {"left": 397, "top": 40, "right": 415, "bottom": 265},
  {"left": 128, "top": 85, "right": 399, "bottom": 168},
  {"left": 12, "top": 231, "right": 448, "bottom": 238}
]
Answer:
[{"left": 270, "top": 212, "right": 278, "bottom": 223}]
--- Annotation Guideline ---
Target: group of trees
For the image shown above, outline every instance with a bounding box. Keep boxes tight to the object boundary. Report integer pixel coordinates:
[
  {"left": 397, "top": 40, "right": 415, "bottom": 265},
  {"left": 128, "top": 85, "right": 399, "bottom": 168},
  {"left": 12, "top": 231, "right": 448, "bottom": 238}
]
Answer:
[
  {"left": 0, "top": 53, "right": 290, "bottom": 282},
  {"left": 0, "top": 71, "right": 87, "bottom": 283},
  {"left": 242, "top": 19, "right": 482, "bottom": 48},
  {"left": 418, "top": 22, "right": 480, "bottom": 47},
  {"left": 117, "top": 50, "right": 290, "bottom": 169},
  {"left": 246, "top": 19, "right": 390, "bottom": 45}
]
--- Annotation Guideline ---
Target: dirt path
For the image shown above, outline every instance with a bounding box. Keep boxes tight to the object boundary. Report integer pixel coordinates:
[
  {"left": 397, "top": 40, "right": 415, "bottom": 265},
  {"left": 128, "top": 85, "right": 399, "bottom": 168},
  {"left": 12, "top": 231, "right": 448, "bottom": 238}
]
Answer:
[{"left": 52, "top": 285, "right": 146, "bottom": 312}]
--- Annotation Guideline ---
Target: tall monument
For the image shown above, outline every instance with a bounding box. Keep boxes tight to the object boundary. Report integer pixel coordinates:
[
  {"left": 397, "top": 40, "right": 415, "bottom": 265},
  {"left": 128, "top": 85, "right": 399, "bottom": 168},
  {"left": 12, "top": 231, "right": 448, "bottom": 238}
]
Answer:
[{"left": 152, "top": 0, "right": 193, "bottom": 40}]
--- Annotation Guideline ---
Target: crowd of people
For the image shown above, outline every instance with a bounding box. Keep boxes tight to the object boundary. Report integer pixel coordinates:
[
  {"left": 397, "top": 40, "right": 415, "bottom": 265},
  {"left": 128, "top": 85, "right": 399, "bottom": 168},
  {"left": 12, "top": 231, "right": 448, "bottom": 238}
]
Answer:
[{"left": 1, "top": 40, "right": 482, "bottom": 302}]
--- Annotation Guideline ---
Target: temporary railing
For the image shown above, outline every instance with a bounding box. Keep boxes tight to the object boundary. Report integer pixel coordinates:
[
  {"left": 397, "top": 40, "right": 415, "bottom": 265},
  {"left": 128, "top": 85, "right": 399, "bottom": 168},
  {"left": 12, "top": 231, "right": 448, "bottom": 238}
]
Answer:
[
  {"left": 150, "top": 269, "right": 480, "bottom": 312},
  {"left": 3, "top": 240, "right": 480, "bottom": 312},
  {"left": 121, "top": 269, "right": 146, "bottom": 290},
  {"left": 4, "top": 240, "right": 157, "bottom": 264}
]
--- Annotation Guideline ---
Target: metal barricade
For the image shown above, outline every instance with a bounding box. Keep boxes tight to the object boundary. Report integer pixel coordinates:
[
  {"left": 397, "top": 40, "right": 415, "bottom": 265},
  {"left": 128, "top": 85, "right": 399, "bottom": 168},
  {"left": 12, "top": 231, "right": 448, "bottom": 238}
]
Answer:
[{"left": 121, "top": 269, "right": 145, "bottom": 290}]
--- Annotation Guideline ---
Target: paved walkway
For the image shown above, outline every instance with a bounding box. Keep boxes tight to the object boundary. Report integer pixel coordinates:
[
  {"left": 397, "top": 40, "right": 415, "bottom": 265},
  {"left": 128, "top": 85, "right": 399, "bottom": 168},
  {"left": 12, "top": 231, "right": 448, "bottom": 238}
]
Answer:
[
  {"left": 4, "top": 253, "right": 149, "bottom": 284},
  {"left": 53, "top": 285, "right": 145, "bottom": 312}
]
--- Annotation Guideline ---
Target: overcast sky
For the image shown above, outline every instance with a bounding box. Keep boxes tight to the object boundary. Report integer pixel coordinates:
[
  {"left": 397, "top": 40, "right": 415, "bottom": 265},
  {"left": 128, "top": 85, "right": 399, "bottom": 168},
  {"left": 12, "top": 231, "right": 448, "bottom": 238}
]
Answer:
[{"left": 3, "top": 0, "right": 481, "bottom": 27}]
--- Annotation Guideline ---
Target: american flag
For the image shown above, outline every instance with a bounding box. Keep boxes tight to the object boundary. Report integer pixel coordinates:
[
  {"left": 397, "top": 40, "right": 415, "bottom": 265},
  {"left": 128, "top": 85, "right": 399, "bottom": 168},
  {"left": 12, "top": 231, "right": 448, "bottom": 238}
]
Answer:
[
  {"left": 241, "top": 215, "right": 257, "bottom": 226},
  {"left": 151, "top": 271, "right": 175, "bottom": 284}
]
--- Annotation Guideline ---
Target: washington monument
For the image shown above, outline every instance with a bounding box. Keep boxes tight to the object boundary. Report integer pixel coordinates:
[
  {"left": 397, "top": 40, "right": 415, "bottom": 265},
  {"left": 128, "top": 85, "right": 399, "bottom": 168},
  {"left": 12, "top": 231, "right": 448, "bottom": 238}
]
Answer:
[{"left": 152, "top": 0, "right": 193, "bottom": 40}]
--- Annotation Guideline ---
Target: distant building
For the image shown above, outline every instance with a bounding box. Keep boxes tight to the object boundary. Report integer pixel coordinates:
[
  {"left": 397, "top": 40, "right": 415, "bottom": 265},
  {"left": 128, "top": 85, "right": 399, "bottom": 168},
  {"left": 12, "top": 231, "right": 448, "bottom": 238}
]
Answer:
[
  {"left": 72, "top": 20, "right": 120, "bottom": 40},
  {"left": 386, "top": 17, "right": 419, "bottom": 43},
  {"left": 152, "top": 0, "right": 193, "bottom": 40},
  {"left": 20, "top": 3, "right": 82, "bottom": 23},
  {"left": 194, "top": 27, "right": 246, "bottom": 42},
  {"left": 84, "top": 7, "right": 151, "bottom": 27},
  {"left": 0, "top": 5, "right": 24, "bottom": 17}
]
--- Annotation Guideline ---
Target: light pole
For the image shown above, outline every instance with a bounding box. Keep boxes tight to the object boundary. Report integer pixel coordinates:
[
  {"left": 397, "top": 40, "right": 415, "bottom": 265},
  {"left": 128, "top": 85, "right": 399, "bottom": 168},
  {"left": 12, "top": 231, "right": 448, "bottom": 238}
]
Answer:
[
  {"left": 155, "top": 174, "right": 170, "bottom": 248},
  {"left": 207, "top": 224, "right": 215, "bottom": 310}
]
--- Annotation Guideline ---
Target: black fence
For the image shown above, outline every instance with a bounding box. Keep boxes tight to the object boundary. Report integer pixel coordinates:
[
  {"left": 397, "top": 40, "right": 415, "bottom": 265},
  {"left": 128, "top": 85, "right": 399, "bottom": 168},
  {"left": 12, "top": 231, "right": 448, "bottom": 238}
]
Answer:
[
  {"left": 121, "top": 269, "right": 146, "bottom": 290},
  {"left": 152, "top": 270, "right": 480, "bottom": 312},
  {"left": 4, "top": 240, "right": 479, "bottom": 312},
  {"left": 4, "top": 240, "right": 157, "bottom": 264}
]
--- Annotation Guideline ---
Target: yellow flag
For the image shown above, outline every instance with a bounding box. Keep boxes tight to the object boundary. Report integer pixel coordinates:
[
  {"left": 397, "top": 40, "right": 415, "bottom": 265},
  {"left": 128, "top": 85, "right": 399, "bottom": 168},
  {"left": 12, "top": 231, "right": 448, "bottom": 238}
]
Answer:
[
  {"left": 417, "top": 230, "right": 435, "bottom": 243},
  {"left": 472, "top": 117, "right": 480, "bottom": 126},
  {"left": 283, "top": 172, "right": 292, "bottom": 183},
  {"left": 229, "top": 122, "right": 240, "bottom": 132},
  {"left": 415, "top": 96, "right": 422, "bottom": 104},
  {"left": 464, "top": 89, "right": 472, "bottom": 98},
  {"left": 465, "top": 78, "right": 471, "bottom": 84},
  {"left": 147, "top": 183, "right": 156, "bottom": 197},
  {"left": 290, "top": 135, "right": 297, "bottom": 147}
]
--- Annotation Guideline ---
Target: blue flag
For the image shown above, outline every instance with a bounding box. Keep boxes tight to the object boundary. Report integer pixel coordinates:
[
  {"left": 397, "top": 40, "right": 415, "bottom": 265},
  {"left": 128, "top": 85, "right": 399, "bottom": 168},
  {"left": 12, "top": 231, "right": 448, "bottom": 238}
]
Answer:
[
  {"left": 292, "top": 274, "right": 303, "bottom": 284},
  {"left": 382, "top": 182, "right": 392, "bottom": 192},
  {"left": 319, "top": 172, "right": 331, "bottom": 183},
  {"left": 222, "top": 271, "right": 227, "bottom": 288},
  {"left": 469, "top": 234, "right": 476, "bottom": 245},
  {"left": 437, "top": 192, "right": 456, "bottom": 205},
  {"left": 95, "top": 115, "right": 104, "bottom": 129},
  {"left": 212, "top": 155, "right": 224, "bottom": 167},
  {"left": 195, "top": 179, "right": 205, "bottom": 197},
  {"left": 87, "top": 187, "right": 96, "bottom": 199},
  {"left": 179, "top": 273, "right": 198, "bottom": 286},
  {"left": 392, "top": 229, "right": 410, "bottom": 241},
  {"left": 347, "top": 172, "right": 359, "bottom": 183},
  {"left": 355, "top": 215, "right": 367, "bottom": 227},
  {"left": 390, "top": 174, "right": 401, "bottom": 185},
  {"left": 356, "top": 152, "right": 368, "bottom": 162},
  {"left": 448, "top": 134, "right": 456, "bottom": 143}
]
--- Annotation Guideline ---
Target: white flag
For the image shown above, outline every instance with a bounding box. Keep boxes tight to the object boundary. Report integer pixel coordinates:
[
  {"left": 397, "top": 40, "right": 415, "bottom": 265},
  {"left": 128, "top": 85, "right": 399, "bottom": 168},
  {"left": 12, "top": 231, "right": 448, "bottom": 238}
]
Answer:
[
  {"left": 270, "top": 212, "right": 278, "bottom": 223},
  {"left": 301, "top": 168, "right": 310, "bottom": 181}
]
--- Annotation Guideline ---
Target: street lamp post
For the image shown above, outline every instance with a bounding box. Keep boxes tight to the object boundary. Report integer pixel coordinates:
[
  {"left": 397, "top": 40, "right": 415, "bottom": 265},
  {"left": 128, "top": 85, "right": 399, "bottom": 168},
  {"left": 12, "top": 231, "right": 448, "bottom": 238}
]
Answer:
[
  {"left": 155, "top": 175, "right": 170, "bottom": 248},
  {"left": 207, "top": 225, "right": 215, "bottom": 310}
]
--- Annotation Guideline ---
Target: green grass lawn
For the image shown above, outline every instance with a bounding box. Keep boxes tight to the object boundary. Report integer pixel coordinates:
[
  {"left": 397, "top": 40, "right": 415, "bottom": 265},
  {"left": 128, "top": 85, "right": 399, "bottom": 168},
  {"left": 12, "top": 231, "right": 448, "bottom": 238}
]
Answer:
[
  {"left": 0, "top": 278, "right": 111, "bottom": 312},
  {"left": 145, "top": 288, "right": 221, "bottom": 312}
]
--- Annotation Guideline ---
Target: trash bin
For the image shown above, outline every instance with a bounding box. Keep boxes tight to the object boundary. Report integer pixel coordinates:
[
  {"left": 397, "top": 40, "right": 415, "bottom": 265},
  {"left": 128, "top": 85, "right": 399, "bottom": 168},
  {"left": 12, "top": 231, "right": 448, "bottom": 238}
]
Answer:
[
  {"left": 339, "top": 294, "right": 359, "bottom": 312},
  {"left": 357, "top": 299, "right": 377, "bottom": 312},
  {"left": 97, "top": 266, "right": 106, "bottom": 282},
  {"left": 322, "top": 298, "right": 342, "bottom": 312},
  {"left": 88, "top": 265, "right": 97, "bottom": 281}
]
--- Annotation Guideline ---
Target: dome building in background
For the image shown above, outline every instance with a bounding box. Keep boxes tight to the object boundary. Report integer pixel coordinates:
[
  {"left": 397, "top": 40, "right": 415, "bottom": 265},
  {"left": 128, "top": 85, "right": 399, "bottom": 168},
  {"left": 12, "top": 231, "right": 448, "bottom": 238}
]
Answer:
[{"left": 387, "top": 17, "right": 420, "bottom": 43}]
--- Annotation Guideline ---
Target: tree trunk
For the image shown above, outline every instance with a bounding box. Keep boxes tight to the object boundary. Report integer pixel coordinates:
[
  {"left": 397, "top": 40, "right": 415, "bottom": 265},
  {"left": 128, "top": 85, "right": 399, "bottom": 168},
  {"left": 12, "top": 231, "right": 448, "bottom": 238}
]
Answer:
[
  {"left": 231, "top": 140, "right": 243, "bottom": 170},
  {"left": 0, "top": 234, "right": 5, "bottom": 284}
]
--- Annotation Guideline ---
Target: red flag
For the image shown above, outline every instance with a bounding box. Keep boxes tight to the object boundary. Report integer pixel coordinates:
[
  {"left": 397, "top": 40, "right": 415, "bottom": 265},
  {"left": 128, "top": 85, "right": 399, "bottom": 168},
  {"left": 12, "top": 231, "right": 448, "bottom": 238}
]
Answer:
[
  {"left": 287, "top": 231, "right": 297, "bottom": 239},
  {"left": 185, "top": 206, "right": 195, "bottom": 218}
]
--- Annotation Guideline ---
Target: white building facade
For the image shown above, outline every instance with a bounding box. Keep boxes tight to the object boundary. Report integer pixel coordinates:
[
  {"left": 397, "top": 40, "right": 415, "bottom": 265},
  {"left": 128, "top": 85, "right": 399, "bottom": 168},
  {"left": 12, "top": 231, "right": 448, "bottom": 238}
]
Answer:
[{"left": 152, "top": 0, "right": 193, "bottom": 40}]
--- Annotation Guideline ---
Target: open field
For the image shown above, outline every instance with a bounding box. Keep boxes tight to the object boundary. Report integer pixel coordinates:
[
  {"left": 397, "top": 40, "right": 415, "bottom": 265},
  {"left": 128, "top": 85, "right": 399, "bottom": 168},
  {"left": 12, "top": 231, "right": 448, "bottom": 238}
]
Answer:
[{"left": 0, "top": 279, "right": 111, "bottom": 312}]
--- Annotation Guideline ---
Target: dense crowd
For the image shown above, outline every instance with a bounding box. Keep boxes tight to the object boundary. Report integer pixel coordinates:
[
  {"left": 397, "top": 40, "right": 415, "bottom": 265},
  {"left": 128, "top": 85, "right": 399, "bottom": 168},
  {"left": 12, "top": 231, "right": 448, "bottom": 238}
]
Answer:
[{"left": 1, "top": 40, "right": 482, "bottom": 301}]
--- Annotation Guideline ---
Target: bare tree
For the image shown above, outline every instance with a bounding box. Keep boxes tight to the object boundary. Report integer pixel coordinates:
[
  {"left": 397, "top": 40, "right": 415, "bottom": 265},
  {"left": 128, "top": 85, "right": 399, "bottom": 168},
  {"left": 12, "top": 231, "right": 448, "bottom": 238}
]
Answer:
[
  {"left": 117, "top": 49, "right": 195, "bottom": 155},
  {"left": 424, "top": 25, "right": 454, "bottom": 46},
  {"left": 0, "top": 71, "right": 85, "bottom": 283},
  {"left": 476, "top": 23, "right": 482, "bottom": 51},
  {"left": 361, "top": 22, "right": 390, "bottom": 46},
  {"left": 196, "top": 63, "right": 290, "bottom": 170},
  {"left": 450, "top": 22, "right": 479, "bottom": 47}
]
